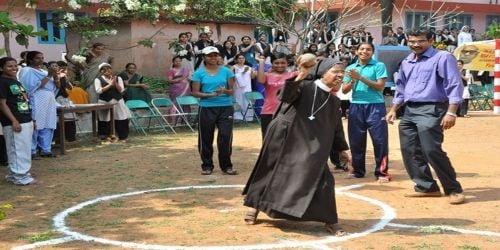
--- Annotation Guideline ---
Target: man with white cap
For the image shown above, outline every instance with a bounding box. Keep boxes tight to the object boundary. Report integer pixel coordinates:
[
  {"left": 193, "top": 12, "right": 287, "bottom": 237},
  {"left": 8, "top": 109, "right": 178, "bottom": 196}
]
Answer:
[{"left": 191, "top": 46, "right": 237, "bottom": 175}]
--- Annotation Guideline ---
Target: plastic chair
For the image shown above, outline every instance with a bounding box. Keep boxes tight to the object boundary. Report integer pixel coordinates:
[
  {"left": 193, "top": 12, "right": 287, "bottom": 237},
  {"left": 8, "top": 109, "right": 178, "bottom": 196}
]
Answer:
[
  {"left": 469, "top": 84, "right": 492, "bottom": 111},
  {"left": 175, "top": 95, "right": 199, "bottom": 131},
  {"left": 484, "top": 83, "right": 494, "bottom": 98},
  {"left": 243, "top": 91, "right": 264, "bottom": 124},
  {"left": 151, "top": 97, "right": 192, "bottom": 133},
  {"left": 126, "top": 100, "right": 169, "bottom": 135},
  {"left": 233, "top": 97, "right": 247, "bottom": 124}
]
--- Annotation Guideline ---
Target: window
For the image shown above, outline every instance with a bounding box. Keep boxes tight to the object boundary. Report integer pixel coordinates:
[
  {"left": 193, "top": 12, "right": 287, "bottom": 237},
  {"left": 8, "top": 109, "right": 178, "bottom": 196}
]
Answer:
[
  {"left": 486, "top": 15, "right": 500, "bottom": 31},
  {"left": 444, "top": 14, "right": 473, "bottom": 30},
  {"left": 327, "top": 12, "right": 339, "bottom": 31},
  {"left": 36, "top": 11, "right": 65, "bottom": 44},
  {"left": 405, "top": 12, "right": 431, "bottom": 31}
]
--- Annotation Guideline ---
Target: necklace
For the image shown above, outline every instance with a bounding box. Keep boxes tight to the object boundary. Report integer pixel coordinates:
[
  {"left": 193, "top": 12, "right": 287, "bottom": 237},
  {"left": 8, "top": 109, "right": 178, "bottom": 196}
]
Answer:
[{"left": 309, "top": 82, "right": 330, "bottom": 121}]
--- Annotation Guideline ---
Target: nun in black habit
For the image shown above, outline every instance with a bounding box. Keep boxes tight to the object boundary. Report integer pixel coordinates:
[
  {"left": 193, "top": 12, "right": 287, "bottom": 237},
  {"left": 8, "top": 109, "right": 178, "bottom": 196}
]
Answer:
[{"left": 242, "top": 56, "right": 351, "bottom": 236}]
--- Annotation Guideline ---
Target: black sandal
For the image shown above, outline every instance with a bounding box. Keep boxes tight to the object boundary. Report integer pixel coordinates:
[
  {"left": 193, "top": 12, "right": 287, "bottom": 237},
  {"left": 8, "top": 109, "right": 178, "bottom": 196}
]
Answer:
[
  {"left": 325, "top": 223, "right": 347, "bottom": 236},
  {"left": 244, "top": 209, "right": 259, "bottom": 225}
]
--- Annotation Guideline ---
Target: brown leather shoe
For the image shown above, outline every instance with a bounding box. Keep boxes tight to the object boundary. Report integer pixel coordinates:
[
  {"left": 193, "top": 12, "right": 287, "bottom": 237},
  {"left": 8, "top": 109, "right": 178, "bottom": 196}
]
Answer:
[
  {"left": 449, "top": 192, "right": 466, "bottom": 204},
  {"left": 404, "top": 191, "right": 442, "bottom": 198}
]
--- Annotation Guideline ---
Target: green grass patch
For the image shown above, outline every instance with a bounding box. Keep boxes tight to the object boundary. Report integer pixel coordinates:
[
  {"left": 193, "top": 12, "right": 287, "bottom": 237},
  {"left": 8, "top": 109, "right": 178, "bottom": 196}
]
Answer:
[
  {"left": 17, "top": 231, "right": 54, "bottom": 243},
  {"left": 458, "top": 245, "right": 481, "bottom": 250},
  {"left": 416, "top": 242, "right": 442, "bottom": 250},
  {"left": 108, "top": 201, "right": 124, "bottom": 207}
]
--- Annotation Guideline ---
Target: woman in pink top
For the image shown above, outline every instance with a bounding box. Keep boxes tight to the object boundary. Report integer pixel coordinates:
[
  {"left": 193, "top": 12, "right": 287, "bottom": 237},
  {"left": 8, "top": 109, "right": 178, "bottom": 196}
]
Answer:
[{"left": 256, "top": 53, "right": 297, "bottom": 137}]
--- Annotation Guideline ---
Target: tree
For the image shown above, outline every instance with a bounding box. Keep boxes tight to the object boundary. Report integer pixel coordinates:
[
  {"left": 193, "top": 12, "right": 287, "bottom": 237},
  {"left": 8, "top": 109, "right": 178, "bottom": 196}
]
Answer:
[
  {"left": 392, "top": 0, "right": 461, "bottom": 32},
  {"left": 0, "top": 11, "right": 46, "bottom": 57},
  {"left": 251, "top": 0, "right": 382, "bottom": 53},
  {"left": 380, "top": 0, "right": 393, "bottom": 36}
]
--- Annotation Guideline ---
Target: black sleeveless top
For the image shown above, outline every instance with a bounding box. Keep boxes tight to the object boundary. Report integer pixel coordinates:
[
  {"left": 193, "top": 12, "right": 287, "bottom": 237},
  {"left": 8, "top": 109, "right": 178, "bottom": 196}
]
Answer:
[{"left": 98, "top": 76, "right": 123, "bottom": 102}]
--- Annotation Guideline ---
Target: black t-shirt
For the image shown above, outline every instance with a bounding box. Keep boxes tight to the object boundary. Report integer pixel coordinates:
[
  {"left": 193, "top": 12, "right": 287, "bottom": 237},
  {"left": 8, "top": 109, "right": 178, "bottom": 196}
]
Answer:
[{"left": 0, "top": 76, "right": 32, "bottom": 126}]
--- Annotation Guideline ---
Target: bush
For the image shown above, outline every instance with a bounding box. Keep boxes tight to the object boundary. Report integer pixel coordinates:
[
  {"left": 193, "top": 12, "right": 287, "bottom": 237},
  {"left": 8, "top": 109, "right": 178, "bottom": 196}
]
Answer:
[
  {"left": 142, "top": 76, "right": 170, "bottom": 94},
  {"left": 486, "top": 21, "right": 500, "bottom": 39}
]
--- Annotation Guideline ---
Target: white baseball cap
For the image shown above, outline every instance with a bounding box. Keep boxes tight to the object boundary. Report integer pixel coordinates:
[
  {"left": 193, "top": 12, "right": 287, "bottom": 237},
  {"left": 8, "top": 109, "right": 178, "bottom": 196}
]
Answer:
[
  {"left": 202, "top": 46, "right": 219, "bottom": 55},
  {"left": 98, "top": 63, "right": 112, "bottom": 70}
]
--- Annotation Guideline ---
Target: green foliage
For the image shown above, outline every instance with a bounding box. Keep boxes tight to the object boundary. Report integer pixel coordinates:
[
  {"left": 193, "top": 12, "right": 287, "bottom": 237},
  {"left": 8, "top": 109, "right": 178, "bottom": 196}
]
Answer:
[
  {"left": 142, "top": 76, "right": 170, "bottom": 93},
  {"left": 0, "top": 11, "right": 47, "bottom": 48},
  {"left": 0, "top": 203, "right": 14, "bottom": 221},
  {"left": 486, "top": 21, "right": 500, "bottom": 39},
  {"left": 185, "top": 0, "right": 256, "bottom": 21}
]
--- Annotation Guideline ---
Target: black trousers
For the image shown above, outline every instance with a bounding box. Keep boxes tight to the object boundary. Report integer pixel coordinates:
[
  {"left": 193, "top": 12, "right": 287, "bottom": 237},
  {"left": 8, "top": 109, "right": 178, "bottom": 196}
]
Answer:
[
  {"left": 198, "top": 106, "right": 233, "bottom": 171},
  {"left": 53, "top": 121, "right": 77, "bottom": 142},
  {"left": 98, "top": 119, "right": 129, "bottom": 140},
  {"left": 260, "top": 114, "right": 273, "bottom": 139},
  {"left": 399, "top": 102, "right": 463, "bottom": 195}
]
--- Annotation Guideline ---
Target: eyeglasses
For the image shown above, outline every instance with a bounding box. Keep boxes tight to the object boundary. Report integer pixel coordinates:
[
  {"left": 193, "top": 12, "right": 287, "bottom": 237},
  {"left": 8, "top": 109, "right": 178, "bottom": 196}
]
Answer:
[
  {"left": 408, "top": 40, "right": 429, "bottom": 45},
  {"left": 461, "top": 50, "right": 478, "bottom": 54}
]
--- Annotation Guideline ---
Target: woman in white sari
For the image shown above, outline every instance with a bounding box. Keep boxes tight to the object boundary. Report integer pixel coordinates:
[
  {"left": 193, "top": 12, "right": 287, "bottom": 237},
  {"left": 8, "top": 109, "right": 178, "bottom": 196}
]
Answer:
[{"left": 232, "top": 54, "right": 256, "bottom": 121}]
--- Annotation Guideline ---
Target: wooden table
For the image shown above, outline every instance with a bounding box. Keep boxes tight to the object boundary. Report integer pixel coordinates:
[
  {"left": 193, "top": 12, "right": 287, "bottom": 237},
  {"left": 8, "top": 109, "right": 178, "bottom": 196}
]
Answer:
[{"left": 57, "top": 103, "right": 115, "bottom": 154}]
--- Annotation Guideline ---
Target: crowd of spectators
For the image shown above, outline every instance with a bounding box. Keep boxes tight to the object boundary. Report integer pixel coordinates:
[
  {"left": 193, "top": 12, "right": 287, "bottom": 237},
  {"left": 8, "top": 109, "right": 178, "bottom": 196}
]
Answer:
[{"left": 0, "top": 22, "right": 494, "bottom": 186}]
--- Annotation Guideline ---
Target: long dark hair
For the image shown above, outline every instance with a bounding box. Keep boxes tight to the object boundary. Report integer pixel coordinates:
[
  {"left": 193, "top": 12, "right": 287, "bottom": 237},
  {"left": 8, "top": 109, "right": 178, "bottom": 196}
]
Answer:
[{"left": 26, "top": 51, "right": 43, "bottom": 67}]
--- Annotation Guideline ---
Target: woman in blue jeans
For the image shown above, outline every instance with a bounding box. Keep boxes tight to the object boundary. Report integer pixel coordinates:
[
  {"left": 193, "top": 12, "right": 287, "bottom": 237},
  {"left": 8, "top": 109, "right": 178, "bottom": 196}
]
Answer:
[{"left": 342, "top": 42, "right": 391, "bottom": 183}]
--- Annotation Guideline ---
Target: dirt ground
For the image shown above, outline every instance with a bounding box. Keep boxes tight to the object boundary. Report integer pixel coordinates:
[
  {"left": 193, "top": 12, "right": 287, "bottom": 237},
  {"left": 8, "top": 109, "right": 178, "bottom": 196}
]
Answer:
[{"left": 1, "top": 111, "right": 499, "bottom": 250}]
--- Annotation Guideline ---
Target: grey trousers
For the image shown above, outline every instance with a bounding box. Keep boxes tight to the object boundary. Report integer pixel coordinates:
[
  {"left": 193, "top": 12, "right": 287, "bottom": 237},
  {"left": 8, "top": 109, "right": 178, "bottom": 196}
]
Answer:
[
  {"left": 398, "top": 102, "right": 463, "bottom": 195},
  {"left": 4, "top": 122, "right": 34, "bottom": 185}
]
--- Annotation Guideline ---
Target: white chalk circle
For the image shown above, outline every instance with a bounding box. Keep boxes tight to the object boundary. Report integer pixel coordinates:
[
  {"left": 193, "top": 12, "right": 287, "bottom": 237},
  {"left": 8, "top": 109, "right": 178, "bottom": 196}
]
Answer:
[{"left": 44, "top": 184, "right": 396, "bottom": 249}]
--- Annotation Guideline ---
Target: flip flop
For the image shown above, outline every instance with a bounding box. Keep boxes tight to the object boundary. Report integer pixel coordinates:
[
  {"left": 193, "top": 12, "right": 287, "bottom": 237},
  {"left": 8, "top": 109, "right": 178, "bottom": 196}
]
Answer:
[{"left": 325, "top": 223, "right": 347, "bottom": 237}]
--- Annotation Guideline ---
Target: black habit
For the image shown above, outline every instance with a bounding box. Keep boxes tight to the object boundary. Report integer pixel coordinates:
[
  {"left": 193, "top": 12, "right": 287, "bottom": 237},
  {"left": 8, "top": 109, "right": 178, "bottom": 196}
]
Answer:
[{"left": 243, "top": 76, "right": 349, "bottom": 224}]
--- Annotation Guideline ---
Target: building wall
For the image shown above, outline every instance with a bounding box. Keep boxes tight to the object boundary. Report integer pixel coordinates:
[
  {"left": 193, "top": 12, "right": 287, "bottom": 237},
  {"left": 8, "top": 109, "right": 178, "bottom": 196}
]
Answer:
[
  {"left": 0, "top": 8, "right": 66, "bottom": 62},
  {"left": 127, "top": 20, "right": 256, "bottom": 77}
]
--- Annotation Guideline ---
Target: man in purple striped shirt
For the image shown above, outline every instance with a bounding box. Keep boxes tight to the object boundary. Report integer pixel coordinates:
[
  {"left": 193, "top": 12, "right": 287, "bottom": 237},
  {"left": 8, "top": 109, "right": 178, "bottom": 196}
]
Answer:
[{"left": 386, "top": 30, "right": 466, "bottom": 205}]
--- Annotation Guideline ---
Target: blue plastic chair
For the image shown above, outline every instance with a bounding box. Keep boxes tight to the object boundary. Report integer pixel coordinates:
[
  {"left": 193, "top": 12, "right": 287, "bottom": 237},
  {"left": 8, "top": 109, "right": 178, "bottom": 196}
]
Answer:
[{"left": 126, "top": 100, "right": 169, "bottom": 135}]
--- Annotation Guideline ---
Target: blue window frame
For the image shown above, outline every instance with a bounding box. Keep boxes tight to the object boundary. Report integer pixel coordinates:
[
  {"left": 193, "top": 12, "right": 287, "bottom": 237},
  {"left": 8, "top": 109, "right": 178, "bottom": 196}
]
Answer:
[
  {"left": 444, "top": 14, "right": 473, "bottom": 30},
  {"left": 36, "top": 11, "right": 65, "bottom": 44},
  {"left": 405, "top": 12, "right": 431, "bottom": 31}
]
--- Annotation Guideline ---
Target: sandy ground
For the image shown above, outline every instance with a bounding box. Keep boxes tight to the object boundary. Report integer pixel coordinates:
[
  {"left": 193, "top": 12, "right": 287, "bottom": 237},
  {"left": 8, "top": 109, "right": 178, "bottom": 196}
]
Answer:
[{"left": 0, "top": 111, "right": 499, "bottom": 250}]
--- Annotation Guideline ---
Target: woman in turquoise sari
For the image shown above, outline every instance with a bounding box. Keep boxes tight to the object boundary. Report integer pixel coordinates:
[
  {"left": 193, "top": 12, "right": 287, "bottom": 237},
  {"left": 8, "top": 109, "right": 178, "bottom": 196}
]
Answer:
[{"left": 118, "top": 63, "right": 151, "bottom": 102}]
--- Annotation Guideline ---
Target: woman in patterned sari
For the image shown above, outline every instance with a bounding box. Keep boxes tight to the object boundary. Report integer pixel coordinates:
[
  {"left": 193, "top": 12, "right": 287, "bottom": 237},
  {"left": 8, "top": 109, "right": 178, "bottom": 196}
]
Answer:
[
  {"left": 118, "top": 63, "right": 151, "bottom": 102},
  {"left": 167, "top": 56, "right": 191, "bottom": 124},
  {"left": 79, "top": 43, "right": 112, "bottom": 103}
]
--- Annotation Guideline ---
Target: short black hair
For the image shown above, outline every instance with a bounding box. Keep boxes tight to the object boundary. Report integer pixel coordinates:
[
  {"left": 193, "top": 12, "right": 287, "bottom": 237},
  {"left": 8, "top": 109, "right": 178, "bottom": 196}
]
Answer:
[{"left": 406, "top": 30, "right": 433, "bottom": 40}]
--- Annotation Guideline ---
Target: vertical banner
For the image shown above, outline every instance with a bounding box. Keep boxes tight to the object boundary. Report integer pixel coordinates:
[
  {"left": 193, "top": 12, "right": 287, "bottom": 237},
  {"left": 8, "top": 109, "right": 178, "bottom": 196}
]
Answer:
[{"left": 495, "top": 39, "right": 500, "bottom": 114}]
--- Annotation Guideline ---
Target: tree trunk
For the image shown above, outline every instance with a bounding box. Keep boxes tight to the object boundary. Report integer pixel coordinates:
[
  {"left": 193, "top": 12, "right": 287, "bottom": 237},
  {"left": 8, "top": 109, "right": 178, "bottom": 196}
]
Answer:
[
  {"left": 2, "top": 32, "right": 12, "bottom": 57},
  {"left": 380, "top": 0, "right": 394, "bottom": 37}
]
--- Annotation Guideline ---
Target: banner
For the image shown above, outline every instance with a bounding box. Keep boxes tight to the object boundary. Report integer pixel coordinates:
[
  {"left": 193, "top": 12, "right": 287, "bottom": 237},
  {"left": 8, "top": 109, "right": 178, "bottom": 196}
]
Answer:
[{"left": 454, "top": 40, "right": 495, "bottom": 71}]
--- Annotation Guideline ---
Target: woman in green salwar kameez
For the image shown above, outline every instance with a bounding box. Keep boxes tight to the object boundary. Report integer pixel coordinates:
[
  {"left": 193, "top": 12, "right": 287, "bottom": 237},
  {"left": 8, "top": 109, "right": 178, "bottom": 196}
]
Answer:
[{"left": 118, "top": 63, "right": 152, "bottom": 102}]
